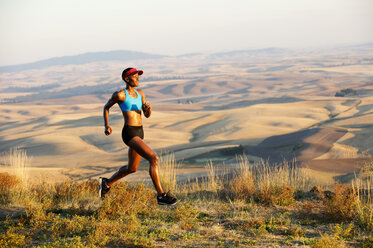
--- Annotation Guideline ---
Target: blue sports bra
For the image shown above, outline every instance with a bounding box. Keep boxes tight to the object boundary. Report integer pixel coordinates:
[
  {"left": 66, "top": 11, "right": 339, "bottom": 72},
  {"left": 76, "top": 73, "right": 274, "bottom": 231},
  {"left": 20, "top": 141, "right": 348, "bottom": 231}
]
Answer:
[{"left": 118, "top": 89, "right": 143, "bottom": 112}]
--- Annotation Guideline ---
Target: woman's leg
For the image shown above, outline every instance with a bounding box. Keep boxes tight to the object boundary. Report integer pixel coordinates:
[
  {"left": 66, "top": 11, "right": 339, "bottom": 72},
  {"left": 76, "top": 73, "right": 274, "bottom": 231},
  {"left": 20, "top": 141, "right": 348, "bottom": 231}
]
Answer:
[
  {"left": 128, "top": 137, "right": 164, "bottom": 195},
  {"left": 107, "top": 147, "right": 142, "bottom": 187}
]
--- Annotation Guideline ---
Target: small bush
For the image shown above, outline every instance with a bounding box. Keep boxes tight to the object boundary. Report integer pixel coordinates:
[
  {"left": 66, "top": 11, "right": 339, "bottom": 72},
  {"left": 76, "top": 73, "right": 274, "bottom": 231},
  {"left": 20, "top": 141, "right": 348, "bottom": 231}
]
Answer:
[
  {"left": 147, "top": 227, "right": 173, "bottom": 241},
  {"left": 322, "top": 184, "right": 358, "bottom": 221},
  {"left": 97, "top": 182, "right": 156, "bottom": 220},
  {"left": 302, "top": 237, "right": 317, "bottom": 245},
  {"left": 251, "top": 223, "right": 268, "bottom": 237},
  {"left": 35, "top": 236, "right": 89, "bottom": 248},
  {"left": 85, "top": 219, "right": 112, "bottom": 247},
  {"left": 242, "top": 238, "right": 257, "bottom": 246},
  {"left": 0, "top": 173, "right": 20, "bottom": 191},
  {"left": 235, "top": 218, "right": 269, "bottom": 236},
  {"left": 356, "top": 204, "right": 373, "bottom": 232},
  {"left": 353, "top": 162, "right": 373, "bottom": 232},
  {"left": 271, "top": 211, "right": 291, "bottom": 226},
  {"left": 169, "top": 203, "right": 199, "bottom": 230},
  {"left": 30, "top": 182, "right": 55, "bottom": 210},
  {"left": 223, "top": 218, "right": 269, "bottom": 237},
  {"left": 297, "top": 200, "right": 322, "bottom": 219},
  {"left": 53, "top": 180, "right": 98, "bottom": 209},
  {"left": 329, "top": 223, "right": 358, "bottom": 241},
  {"left": 255, "top": 184, "right": 295, "bottom": 206},
  {"left": 227, "top": 169, "right": 256, "bottom": 200},
  {"left": 0, "top": 172, "right": 20, "bottom": 204},
  {"left": 49, "top": 215, "right": 94, "bottom": 239},
  {"left": 265, "top": 212, "right": 292, "bottom": 234},
  {"left": 312, "top": 233, "right": 346, "bottom": 248},
  {"left": 0, "top": 226, "right": 29, "bottom": 248},
  {"left": 285, "top": 226, "right": 305, "bottom": 238}
]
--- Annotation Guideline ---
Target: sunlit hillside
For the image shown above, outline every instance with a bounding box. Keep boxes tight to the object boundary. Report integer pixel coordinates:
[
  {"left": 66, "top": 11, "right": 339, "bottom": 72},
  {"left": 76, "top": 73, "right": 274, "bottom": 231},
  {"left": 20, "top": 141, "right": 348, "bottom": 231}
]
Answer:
[
  {"left": 1, "top": 45, "right": 373, "bottom": 247},
  {"left": 1, "top": 45, "right": 372, "bottom": 184}
]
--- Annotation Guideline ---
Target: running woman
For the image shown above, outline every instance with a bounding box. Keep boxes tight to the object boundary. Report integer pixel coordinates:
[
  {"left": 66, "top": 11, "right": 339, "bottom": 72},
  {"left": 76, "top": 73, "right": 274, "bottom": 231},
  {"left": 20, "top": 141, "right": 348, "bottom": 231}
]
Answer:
[{"left": 99, "top": 68, "right": 177, "bottom": 205}]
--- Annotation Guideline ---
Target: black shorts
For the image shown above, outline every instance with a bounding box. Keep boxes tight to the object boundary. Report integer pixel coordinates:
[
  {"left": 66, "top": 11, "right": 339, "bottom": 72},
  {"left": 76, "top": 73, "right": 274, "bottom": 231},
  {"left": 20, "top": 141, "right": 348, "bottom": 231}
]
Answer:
[{"left": 122, "top": 125, "right": 144, "bottom": 146}]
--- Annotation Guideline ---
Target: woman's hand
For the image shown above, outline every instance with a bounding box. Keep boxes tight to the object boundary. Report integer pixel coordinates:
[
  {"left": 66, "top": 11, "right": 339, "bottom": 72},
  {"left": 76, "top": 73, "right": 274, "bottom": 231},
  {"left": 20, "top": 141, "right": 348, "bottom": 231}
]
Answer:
[
  {"left": 143, "top": 102, "right": 152, "bottom": 118},
  {"left": 105, "top": 125, "right": 112, "bottom": 136}
]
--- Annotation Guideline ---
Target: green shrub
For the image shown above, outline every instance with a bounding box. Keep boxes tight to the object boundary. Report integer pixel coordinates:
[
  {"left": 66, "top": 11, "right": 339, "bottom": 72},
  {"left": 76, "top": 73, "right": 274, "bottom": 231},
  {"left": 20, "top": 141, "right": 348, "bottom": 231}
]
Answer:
[
  {"left": 34, "top": 236, "right": 89, "bottom": 248},
  {"left": 312, "top": 233, "right": 346, "bottom": 248},
  {"left": 286, "top": 226, "right": 305, "bottom": 238},
  {"left": 329, "top": 223, "right": 358, "bottom": 241},
  {"left": 356, "top": 204, "right": 373, "bottom": 232},
  {"left": 235, "top": 218, "right": 269, "bottom": 236},
  {"left": 0, "top": 226, "right": 29, "bottom": 248}
]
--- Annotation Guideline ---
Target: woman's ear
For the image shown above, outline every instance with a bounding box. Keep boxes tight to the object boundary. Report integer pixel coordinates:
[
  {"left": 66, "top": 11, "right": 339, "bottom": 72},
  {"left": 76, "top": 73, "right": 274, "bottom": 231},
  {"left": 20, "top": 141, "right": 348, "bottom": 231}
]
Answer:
[{"left": 124, "top": 76, "right": 129, "bottom": 83}]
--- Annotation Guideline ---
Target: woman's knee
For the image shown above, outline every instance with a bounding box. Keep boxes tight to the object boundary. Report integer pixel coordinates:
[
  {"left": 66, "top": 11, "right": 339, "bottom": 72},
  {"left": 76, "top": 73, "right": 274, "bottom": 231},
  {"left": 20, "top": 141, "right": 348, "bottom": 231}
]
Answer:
[
  {"left": 148, "top": 153, "right": 159, "bottom": 165},
  {"left": 149, "top": 153, "right": 159, "bottom": 166},
  {"left": 119, "top": 165, "right": 137, "bottom": 174},
  {"left": 127, "top": 167, "right": 137, "bottom": 174}
]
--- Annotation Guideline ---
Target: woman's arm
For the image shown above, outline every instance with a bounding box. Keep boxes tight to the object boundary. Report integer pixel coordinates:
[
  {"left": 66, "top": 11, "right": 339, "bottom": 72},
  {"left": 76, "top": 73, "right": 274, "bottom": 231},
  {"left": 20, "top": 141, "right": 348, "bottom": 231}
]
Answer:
[
  {"left": 138, "top": 89, "right": 151, "bottom": 118},
  {"left": 103, "top": 91, "right": 120, "bottom": 135}
]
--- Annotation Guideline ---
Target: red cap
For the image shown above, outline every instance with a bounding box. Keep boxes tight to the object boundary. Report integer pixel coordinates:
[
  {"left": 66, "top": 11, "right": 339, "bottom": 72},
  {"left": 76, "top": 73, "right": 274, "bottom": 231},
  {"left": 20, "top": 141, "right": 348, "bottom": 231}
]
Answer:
[{"left": 122, "top": 68, "right": 143, "bottom": 80}]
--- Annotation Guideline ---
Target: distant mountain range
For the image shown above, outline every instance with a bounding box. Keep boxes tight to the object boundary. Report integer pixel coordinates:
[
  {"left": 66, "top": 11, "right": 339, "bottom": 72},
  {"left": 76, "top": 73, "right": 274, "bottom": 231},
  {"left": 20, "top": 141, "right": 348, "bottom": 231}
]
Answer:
[
  {"left": 0, "top": 48, "right": 293, "bottom": 73},
  {"left": 1, "top": 43, "right": 372, "bottom": 73},
  {"left": 207, "top": 47, "right": 291, "bottom": 59},
  {"left": 0, "top": 50, "right": 165, "bottom": 73}
]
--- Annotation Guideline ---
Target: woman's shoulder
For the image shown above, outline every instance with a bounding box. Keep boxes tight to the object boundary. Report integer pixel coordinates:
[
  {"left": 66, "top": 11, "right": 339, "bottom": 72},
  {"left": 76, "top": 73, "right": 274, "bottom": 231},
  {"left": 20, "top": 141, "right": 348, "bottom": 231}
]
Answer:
[{"left": 113, "top": 89, "right": 126, "bottom": 102}]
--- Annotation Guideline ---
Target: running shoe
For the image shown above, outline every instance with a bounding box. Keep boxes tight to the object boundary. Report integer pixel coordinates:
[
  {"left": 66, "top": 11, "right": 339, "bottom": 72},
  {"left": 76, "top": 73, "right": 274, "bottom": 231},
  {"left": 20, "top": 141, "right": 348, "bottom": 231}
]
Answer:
[
  {"left": 157, "top": 192, "right": 178, "bottom": 205},
  {"left": 99, "top": 177, "right": 110, "bottom": 199}
]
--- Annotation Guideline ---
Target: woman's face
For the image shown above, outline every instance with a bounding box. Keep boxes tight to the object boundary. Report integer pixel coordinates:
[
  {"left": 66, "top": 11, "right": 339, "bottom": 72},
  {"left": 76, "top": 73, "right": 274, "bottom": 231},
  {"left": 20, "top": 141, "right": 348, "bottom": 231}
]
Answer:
[{"left": 126, "top": 73, "right": 139, "bottom": 87}]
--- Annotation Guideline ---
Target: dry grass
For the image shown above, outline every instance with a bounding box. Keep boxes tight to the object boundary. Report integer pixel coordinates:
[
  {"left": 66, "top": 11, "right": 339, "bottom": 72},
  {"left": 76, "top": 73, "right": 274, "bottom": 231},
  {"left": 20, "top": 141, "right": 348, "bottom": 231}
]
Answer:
[
  {"left": 246, "top": 157, "right": 317, "bottom": 192},
  {"left": 97, "top": 182, "right": 156, "bottom": 220},
  {"left": 0, "top": 148, "right": 30, "bottom": 205},
  {"left": 169, "top": 202, "right": 200, "bottom": 230},
  {"left": 352, "top": 162, "right": 373, "bottom": 232},
  {"left": 178, "top": 155, "right": 318, "bottom": 204},
  {"left": 0, "top": 173, "right": 20, "bottom": 204},
  {"left": 227, "top": 161, "right": 256, "bottom": 200},
  {"left": 159, "top": 152, "right": 180, "bottom": 193},
  {"left": 311, "top": 233, "right": 347, "bottom": 248},
  {"left": 0, "top": 149, "right": 372, "bottom": 247},
  {"left": 318, "top": 184, "right": 358, "bottom": 221},
  {"left": 255, "top": 184, "right": 295, "bottom": 206},
  {"left": 7, "top": 147, "right": 31, "bottom": 185}
]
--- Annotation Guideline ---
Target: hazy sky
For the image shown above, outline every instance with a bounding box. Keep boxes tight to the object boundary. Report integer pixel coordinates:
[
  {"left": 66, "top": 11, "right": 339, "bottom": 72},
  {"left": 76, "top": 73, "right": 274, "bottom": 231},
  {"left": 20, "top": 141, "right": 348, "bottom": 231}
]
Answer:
[{"left": 1, "top": 0, "right": 372, "bottom": 66}]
